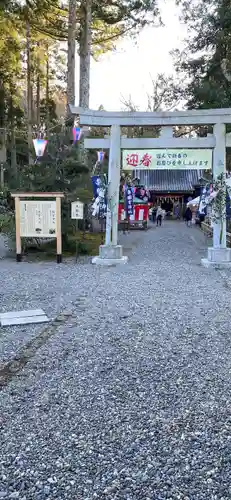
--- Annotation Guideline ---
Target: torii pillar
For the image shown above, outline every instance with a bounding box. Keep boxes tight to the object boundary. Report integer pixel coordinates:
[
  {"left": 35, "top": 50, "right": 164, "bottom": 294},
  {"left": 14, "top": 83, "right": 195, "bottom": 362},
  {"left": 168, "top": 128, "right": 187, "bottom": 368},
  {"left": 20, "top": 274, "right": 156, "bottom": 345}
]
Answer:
[
  {"left": 92, "top": 124, "right": 128, "bottom": 265},
  {"left": 201, "top": 123, "right": 231, "bottom": 267}
]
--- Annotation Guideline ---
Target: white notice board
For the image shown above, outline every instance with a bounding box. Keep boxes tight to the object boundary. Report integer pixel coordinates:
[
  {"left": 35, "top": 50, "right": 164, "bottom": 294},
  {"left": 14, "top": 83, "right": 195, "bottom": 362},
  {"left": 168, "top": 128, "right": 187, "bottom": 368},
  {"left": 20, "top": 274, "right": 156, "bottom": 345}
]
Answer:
[
  {"left": 20, "top": 200, "right": 57, "bottom": 237},
  {"left": 71, "top": 201, "right": 84, "bottom": 220}
]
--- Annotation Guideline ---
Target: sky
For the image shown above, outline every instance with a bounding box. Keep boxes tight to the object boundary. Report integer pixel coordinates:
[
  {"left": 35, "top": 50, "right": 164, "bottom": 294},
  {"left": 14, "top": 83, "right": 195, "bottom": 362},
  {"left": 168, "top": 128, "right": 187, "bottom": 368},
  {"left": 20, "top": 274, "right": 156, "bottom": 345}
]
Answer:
[{"left": 75, "top": 0, "right": 187, "bottom": 111}]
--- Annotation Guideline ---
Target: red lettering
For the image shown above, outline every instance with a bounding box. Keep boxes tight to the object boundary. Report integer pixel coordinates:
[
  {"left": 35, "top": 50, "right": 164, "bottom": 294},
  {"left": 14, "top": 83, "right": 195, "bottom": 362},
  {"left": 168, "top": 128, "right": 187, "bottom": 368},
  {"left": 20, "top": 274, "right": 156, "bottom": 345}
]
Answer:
[
  {"left": 140, "top": 153, "right": 152, "bottom": 167},
  {"left": 126, "top": 153, "right": 139, "bottom": 167}
]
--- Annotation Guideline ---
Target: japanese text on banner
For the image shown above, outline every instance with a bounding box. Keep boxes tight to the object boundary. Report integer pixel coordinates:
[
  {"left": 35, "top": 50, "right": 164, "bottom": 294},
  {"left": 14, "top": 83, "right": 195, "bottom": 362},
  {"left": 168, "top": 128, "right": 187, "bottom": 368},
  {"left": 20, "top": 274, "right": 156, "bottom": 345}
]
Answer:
[
  {"left": 125, "top": 186, "right": 134, "bottom": 216},
  {"left": 122, "top": 149, "right": 212, "bottom": 170}
]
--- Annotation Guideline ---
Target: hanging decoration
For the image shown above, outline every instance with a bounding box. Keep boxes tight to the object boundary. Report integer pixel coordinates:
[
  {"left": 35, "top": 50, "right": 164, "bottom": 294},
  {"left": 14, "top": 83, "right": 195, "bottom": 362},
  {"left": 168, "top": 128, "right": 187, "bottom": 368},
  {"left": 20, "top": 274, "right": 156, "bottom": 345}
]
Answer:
[
  {"left": 33, "top": 138, "right": 48, "bottom": 157},
  {"left": 124, "top": 184, "right": 134, "bottom": 216},
  {"left": 199, "top": 184, "right": 213, "bottom": 215},
  {"left": 91, "top": 175, "right": 107, "bottom": 218},
  {"left": 91, "top": 175, "right": 100, "bottom": 199},
  {"left": 97, "top": 151, "right": 105, "bottom": 162},
  {"left": 72, "top": 127, "right": 82, "bottom": 143},
  {"left": 134, "top": 185, "right": 149, "bottom": 202}
]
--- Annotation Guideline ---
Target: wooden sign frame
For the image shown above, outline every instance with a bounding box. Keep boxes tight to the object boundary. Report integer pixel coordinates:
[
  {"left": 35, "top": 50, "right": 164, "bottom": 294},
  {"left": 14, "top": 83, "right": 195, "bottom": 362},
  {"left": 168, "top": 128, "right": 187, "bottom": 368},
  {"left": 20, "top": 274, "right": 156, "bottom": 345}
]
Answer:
[{"left": 11, "top": 192, "right": 64, "bottom": 263}]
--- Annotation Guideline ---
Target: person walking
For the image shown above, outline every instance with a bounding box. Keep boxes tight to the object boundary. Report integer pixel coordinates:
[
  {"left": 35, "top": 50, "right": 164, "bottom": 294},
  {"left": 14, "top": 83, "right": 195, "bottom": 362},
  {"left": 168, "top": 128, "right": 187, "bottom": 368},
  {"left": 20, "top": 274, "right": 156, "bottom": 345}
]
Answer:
[
  {"left": 175, "top": 203, "right": 181, "bottom": 220},
  {"left": 184, "top": 206, "right": 192, "bottom": 227},
  {"left": 156, "top": 206, "right": 163, "bottom": 227},
  {"left": 152, "top": 205, "right": 157, "bottom": 223}
]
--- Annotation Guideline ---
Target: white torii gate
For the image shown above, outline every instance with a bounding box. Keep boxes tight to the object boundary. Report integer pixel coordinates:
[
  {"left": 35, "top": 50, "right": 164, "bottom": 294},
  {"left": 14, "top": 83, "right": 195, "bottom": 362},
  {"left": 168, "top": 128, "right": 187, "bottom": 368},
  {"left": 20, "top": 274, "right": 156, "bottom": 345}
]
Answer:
[{"left": 70, "top": 105, "right": 231, "bottom": 268}]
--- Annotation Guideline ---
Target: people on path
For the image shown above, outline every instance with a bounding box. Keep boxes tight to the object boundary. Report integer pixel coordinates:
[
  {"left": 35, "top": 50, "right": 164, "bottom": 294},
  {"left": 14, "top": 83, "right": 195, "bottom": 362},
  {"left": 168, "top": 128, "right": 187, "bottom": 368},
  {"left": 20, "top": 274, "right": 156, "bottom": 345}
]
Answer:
[
  {"left": 152, "top": 205, "right": 157, "bottom": 223},
  {"left": 156, "top": 206, "right": 164, "bottom": 227},
  {"left": 175, "top": 203, "right": 181, "bottom": 219},
  {"left": 184, "top": 206, "right": 192, "bottom": 227}
]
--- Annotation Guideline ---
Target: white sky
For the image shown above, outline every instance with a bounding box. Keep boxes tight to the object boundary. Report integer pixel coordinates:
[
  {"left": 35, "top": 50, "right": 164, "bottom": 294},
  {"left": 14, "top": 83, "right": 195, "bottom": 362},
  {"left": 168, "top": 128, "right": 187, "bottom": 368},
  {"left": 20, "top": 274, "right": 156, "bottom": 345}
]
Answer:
[{"left": 75, "top": 0, "right": 187, "bottom": 111}]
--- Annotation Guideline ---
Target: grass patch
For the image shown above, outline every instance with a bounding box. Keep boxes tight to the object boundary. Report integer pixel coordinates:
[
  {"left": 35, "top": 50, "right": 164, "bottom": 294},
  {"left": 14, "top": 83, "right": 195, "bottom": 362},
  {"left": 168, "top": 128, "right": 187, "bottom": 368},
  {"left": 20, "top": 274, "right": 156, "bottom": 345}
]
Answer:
[{"left": 23, "top": 231, "right": 104, "bottom": 261}]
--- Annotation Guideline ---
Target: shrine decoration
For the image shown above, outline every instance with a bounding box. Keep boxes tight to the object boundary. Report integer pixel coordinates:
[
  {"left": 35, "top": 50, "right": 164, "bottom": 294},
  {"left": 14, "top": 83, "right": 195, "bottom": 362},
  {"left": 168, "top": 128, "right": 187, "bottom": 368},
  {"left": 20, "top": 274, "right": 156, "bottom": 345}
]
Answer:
[
  {"left": 72, "top": 127, "right": 82, "bottom": 143},
  {"left": 91, "top": 175, "right": 107, "bottom": 219},
  {"left": 97, "top": 151, "right": 105, "bottom": 162},
  {"left": 122, "top": 149, "right": 212, "bottom": 170},
  {"left": 124, "top": 184, "right": 134, "bottom": 216},
  {"left": 134, "top": 185, "right": 149, "bottom": 203},
  {"left": 33, "top": 138, "right": 48, "bottom": 157},
  {"left": 118, "top": 198, "right": 148, "bottom": 226}
]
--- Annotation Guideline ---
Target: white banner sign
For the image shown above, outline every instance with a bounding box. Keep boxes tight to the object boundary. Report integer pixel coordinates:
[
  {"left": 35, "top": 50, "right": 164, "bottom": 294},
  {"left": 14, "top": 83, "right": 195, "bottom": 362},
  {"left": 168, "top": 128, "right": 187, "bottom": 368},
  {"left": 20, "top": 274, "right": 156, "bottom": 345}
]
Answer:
[
  {"left": 71, "top": 201, "right": 84, "bottom": 220},
  {"left": 20, "top": 201, "right": 56, "bottom": 237},
  {"left": 122, "top": 149, "right": 212, "bottom": 170}
]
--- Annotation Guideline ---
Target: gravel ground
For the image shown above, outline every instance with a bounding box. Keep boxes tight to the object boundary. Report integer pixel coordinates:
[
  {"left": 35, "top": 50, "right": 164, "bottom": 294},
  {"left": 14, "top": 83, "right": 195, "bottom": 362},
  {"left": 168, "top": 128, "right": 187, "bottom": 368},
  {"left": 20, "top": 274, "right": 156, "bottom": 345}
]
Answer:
[
  {"left": 0, "top": 228, "right": 146, "bottom": 364},
  {"left": 1, "top": 221, "right": 231, "bottom": 499}
]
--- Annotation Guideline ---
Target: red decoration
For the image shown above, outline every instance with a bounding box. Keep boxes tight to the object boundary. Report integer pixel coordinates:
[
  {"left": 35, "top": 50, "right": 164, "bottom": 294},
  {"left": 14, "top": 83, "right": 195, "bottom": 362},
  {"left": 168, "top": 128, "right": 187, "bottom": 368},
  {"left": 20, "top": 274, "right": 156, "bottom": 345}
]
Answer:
[{"left": 118, "top": 203, "right": 148, "bottom": 223}]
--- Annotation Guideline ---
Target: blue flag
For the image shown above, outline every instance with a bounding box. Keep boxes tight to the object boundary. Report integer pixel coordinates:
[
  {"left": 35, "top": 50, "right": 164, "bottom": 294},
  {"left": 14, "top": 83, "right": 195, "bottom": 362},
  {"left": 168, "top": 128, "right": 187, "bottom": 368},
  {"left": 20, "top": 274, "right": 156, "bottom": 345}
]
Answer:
[
  {"left": 125, "top": 185, "right": 134, "bottom": 216},
  {"left": 92, "top": 176, "right": 101, "bottom": 198},
  {"left": 72, "top": 127, "right": 81, "bottom": 142}
]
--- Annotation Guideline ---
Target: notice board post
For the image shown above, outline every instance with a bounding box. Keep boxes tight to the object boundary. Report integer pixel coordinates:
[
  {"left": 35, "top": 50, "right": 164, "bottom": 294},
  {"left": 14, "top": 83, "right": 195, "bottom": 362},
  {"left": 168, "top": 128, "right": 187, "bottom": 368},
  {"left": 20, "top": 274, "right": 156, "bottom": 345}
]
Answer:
[{"left": 11, "top": 192, "right": 64, "bottom": 263}]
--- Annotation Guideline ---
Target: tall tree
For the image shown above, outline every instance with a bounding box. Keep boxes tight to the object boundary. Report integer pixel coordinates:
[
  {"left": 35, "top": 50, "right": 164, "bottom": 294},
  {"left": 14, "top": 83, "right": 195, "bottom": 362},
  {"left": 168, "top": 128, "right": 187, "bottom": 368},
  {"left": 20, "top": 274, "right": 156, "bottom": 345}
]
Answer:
[
  {"left": 1, "top": 0, "right": 163, "bottom": 167},
  {"left": 73, "top": 0, "right": 161, "bottom": 112},
  {"left": 79, "top": 0, "right": 92, "bottom": 108},
  {"left": 67, "top": 0, "right": 76, "bottom": 119},
  {"left": 173, "top": 0, "right": 231, "bottom": 110},
  {"left": 0, "top": 3, "right": 23, "bottom": 172},
  {"left": 26, "top": 20, "right": 33, "bottom": 164}
]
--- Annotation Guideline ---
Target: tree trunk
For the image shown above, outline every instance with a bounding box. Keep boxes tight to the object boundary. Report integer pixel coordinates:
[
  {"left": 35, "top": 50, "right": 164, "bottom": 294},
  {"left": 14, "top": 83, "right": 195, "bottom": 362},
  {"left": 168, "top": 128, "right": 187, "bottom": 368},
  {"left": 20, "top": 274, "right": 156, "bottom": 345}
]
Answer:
[
  {"left": 36, "top": 74, "right": 40, "bottom": 129},
  {"left": 36, "top": 41, "right": 40, "bottom": 129},
  {"left": 8, "top": 93, "right": 17, "bottom": 182},
  {"left": 79, "top": 0, "right": 92, "bottom": 108},
  {"left": 10, "top": 127, "right": 17, "bottom": 183},
  {"left": 78, "top": 0, "right": 92, "bottom": 164},
  {"left": 67, "top": 0, "right": 76, "bottom": 122},
  {"left": 46, "top": 50, "right": 50, "bottom": 134},
  {"left": 0, "top": 86, "right": 7, "bottom": 177},
  {"left": 26, "top": 21, "right": 33, "bottom": 164}
]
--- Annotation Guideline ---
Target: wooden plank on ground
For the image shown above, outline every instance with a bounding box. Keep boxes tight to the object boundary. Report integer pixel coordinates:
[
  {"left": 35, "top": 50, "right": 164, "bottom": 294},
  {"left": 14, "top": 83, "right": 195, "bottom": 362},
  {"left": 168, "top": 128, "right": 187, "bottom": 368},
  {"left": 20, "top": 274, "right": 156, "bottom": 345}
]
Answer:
[
  {"left": 0, "top": 309, "right": 44, "bottom": 320},
  {"left": 1, "top": 315, "right": 49, "bottom": 327},
  {"left": 0, "top": 309, "right": 50, "bottom": 327}
]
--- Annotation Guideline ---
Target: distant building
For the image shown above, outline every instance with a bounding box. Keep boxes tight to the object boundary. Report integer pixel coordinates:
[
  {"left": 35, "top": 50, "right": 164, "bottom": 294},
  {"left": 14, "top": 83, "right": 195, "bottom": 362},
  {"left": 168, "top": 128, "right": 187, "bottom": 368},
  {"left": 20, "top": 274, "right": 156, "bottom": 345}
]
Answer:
[{"left": 134, "top": 169, "right": 204, "bottom": 213}]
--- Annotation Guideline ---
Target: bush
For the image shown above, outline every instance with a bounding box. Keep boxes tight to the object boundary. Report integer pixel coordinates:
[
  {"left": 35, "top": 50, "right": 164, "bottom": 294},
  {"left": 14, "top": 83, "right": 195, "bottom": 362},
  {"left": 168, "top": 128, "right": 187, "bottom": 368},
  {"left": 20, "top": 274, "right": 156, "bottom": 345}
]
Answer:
[
  {"left": 0, "top": 212, "right": 15, "bottom": 235},
  {"left": 77, "top": 241, "right": 88, "bottom": 254}
]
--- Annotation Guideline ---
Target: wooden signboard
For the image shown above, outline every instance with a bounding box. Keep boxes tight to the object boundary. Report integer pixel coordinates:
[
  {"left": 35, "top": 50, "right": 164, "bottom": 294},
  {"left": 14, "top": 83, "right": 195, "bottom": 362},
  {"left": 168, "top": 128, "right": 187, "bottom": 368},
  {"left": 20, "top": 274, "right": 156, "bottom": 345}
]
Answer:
[
  {"left": 71, "top": 201, "right": 84, "bottom": 220},
  {"left": 11, "top": 192, "right": 64, "bottom": 263}
]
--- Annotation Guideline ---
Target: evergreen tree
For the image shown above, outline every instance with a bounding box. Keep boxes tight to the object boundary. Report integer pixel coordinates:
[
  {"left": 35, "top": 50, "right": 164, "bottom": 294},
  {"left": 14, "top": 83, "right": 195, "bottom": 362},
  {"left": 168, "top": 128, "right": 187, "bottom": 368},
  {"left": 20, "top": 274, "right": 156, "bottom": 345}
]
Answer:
[{"left": 174, "top": 0, "right": 231, "bottom": 109}]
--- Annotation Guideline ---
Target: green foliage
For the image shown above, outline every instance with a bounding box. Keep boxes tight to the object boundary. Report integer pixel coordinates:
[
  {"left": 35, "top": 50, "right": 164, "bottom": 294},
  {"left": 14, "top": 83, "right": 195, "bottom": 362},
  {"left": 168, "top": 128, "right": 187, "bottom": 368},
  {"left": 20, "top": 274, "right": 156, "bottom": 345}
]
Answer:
[
  {"left": 77, "top": 241, "right": 88, "bottom": 254},
  {"left": 0, "top": 0, "right": 161, "bottom": 168},
  {"left": 174, "top": 0, "right": 231, "bottom": 109},
  {"left": 0, "top": 213, "right": 15, "bottom": 233},
  {"left": 21, "top": 231, "right": 103, "bottom": 259},
  {"left": 0, "top": 213, "right": 15, "bottom": 251},
  {"left": 0, "top": 0, "right": 162, "bottom": 259}
]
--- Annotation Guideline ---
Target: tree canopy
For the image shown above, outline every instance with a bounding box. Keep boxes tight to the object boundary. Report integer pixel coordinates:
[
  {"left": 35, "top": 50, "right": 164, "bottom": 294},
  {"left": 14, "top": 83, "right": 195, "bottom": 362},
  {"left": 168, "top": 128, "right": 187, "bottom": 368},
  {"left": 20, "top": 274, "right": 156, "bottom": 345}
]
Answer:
[
  {"left": 174, "top": 0, "right": 231, "bottom": 109},
  {"left": 0, "top": 0, "right": 162, "bottom": 186}
]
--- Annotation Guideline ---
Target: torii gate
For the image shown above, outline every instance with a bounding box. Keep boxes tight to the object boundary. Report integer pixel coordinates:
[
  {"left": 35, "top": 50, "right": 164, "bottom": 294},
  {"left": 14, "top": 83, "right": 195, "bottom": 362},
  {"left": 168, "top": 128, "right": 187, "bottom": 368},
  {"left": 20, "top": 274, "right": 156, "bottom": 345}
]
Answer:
[{"left": 70, "top": 105, "right": 231, "bottom": 268}]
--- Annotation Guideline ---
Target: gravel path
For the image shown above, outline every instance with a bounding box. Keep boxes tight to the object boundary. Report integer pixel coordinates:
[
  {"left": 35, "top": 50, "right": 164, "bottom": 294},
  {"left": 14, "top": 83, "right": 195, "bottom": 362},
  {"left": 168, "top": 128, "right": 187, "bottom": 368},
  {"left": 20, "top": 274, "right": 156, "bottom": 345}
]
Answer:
[{"left": 1, "top": 222, "right": 231, "bottom": 499}]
